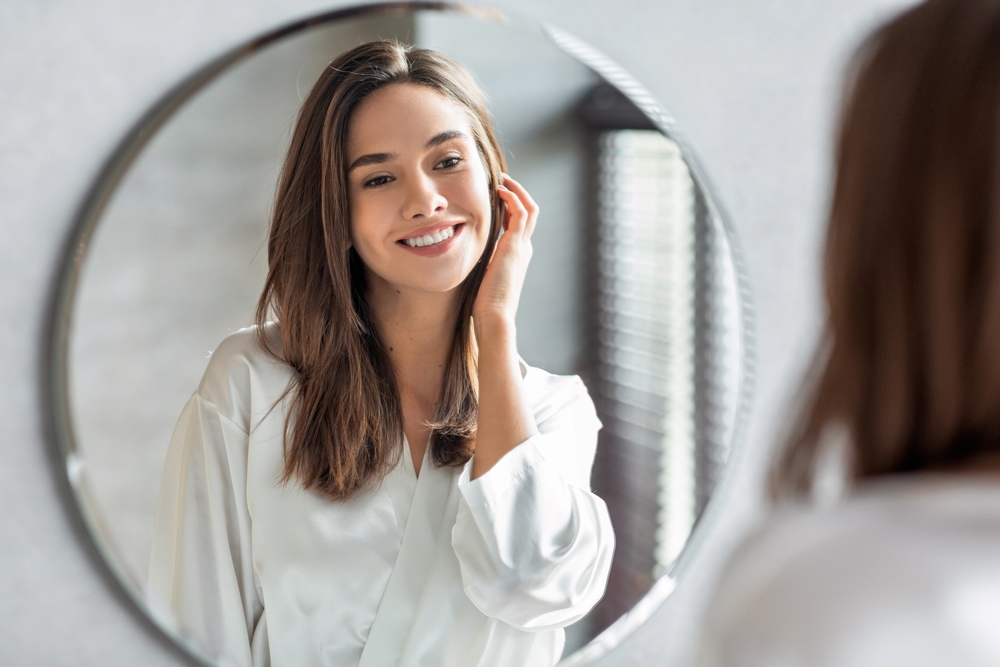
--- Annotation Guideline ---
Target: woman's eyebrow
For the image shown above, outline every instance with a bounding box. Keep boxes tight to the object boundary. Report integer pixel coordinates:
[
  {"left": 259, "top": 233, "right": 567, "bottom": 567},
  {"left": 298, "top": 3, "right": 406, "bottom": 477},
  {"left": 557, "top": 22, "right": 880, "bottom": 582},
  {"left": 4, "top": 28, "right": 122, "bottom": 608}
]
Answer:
[
  {"left": 426, "top": 130, "right": 468, "bottom": 148},
  {"left": 348, "top": 152, "right": 394, "bottom": 172}
]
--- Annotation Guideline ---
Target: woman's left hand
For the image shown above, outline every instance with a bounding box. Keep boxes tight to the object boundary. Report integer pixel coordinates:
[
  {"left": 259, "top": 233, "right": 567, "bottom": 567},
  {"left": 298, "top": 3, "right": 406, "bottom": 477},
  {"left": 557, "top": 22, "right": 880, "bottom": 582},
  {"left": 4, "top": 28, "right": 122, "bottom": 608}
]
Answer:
[{"left": 473, "top": 174, "right": 537, "bottom": 328}]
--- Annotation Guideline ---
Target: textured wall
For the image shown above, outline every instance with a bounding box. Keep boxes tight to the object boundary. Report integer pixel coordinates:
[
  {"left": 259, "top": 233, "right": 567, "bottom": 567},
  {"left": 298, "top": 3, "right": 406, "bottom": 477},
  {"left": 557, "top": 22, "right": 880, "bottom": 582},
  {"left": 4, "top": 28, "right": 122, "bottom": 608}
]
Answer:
[{"left": 0, "top": 1, "right": 913, "bottom": 665}]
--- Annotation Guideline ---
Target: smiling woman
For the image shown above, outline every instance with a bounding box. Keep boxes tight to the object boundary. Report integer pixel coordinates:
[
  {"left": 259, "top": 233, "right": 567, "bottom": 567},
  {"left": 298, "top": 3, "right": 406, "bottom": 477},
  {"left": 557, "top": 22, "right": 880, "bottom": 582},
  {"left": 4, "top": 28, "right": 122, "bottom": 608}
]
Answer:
[{"left": 146, "top": 40, "right": 615, "bottom": 667}]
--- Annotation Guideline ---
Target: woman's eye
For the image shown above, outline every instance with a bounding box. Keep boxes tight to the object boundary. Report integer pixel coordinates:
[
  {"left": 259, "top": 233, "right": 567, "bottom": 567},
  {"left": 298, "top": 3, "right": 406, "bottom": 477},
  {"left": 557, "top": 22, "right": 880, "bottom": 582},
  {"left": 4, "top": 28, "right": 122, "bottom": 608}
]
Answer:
[
  {"left": 436, "top": 155, "right": 463, "bottom": 169},
  {"left": 363, "top": 175, "right": 392, "bottom": 188}
]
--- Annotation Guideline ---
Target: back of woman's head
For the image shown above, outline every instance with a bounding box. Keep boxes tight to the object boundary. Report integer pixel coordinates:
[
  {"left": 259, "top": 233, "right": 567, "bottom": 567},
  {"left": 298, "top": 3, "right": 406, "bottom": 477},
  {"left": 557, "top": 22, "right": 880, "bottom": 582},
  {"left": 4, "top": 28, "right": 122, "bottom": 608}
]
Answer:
[
  {"left": 255, "top": 41, "right": 505, "bottom": 500},
  {"left": 774, "top": 0, "right": 1000, "bottom": 497}
]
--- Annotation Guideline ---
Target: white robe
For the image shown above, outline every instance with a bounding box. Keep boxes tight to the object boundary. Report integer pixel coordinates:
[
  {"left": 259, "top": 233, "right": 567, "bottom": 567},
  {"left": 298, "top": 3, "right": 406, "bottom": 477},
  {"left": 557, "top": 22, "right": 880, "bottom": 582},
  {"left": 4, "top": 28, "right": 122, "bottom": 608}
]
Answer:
[{"left": 147, "top": 324, "right": 615, "bottom": 667}]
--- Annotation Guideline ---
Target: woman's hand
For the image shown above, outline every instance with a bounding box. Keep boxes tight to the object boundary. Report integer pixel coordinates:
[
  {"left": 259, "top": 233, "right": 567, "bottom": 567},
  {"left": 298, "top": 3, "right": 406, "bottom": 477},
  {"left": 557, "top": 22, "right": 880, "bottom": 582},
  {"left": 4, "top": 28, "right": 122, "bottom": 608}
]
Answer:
[
  {"left": 472, "top": 174, "right": 538, "bottom": 330},
  {"left": 470, "top": 174, "right": 539, "bottom": 479}
]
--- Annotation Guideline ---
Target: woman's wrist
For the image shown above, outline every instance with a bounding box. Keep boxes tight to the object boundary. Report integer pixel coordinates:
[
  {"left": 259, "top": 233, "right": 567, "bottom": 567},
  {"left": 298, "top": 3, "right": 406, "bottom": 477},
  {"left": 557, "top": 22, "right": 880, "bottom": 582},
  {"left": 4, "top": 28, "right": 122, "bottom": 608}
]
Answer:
[
  {"left": 473, "top": 311, "right": 517, "bottom": 344},
  {"left": 471, "top": 310, "right": 533, "bottom": 480}
]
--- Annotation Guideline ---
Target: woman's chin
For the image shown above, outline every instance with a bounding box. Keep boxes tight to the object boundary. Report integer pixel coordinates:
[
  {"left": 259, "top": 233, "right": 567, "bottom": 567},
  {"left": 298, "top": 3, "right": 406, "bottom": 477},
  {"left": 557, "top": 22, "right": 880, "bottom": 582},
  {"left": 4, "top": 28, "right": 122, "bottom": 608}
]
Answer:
[
  {"left": 411, "top": 277, "right": 470, "bottom": 295},
  {"left": 396, "top": 262, "right": 480, "bottom": 295},
  {"left": 373, "top": 270, "right": 469, "bottom": 297}
]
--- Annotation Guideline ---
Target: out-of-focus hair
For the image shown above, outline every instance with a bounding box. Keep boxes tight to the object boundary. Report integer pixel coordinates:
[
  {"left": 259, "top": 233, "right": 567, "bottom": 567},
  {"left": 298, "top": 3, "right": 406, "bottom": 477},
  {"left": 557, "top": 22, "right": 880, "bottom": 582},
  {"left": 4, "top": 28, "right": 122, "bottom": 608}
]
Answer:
[
  {"left": 255, "top": 41, "right": 506, "bottom": 500},
  {"left": 773, "top": 0, "right": 1000, "bottom": 497}
]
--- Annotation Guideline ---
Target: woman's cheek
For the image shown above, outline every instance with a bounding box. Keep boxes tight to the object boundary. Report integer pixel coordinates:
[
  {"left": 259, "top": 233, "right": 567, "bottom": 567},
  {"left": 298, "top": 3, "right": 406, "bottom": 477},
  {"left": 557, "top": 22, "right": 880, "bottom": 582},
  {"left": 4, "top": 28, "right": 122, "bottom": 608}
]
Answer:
[{"left": 459, "top": 171, "right": 492, "bottom": 235}]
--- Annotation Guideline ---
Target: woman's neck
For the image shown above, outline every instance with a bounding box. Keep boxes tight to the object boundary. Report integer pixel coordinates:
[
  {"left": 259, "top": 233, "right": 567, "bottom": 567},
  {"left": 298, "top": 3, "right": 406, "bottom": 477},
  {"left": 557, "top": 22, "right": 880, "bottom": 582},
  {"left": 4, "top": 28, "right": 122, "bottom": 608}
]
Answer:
[
  {"left": 367, "top": 277, "right": 459, "bottom": 407},
  {"left": 367, "top": 276, "right": 461, "bottom": 475}
]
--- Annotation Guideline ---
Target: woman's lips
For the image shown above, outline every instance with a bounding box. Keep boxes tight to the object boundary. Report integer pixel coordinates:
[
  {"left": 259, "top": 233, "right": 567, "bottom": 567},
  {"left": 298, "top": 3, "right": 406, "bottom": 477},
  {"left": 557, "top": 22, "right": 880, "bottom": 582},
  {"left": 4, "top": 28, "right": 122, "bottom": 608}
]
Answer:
[
  {"left": 398, "top": 219, "right": 462, "bottom": 243},
  {"left": 401, "top": 223, "right": 456, "bottom": 248},
  {"left": 397, "top": 223, "right": 464, "bottom": 257}
]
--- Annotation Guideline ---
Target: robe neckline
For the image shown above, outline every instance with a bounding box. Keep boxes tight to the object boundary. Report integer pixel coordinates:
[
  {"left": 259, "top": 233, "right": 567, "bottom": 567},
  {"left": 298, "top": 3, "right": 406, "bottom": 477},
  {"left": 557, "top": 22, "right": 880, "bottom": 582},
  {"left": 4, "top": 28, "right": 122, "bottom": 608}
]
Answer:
[{"left": 358, "top": 438, "right": 457, "bottom": 667}]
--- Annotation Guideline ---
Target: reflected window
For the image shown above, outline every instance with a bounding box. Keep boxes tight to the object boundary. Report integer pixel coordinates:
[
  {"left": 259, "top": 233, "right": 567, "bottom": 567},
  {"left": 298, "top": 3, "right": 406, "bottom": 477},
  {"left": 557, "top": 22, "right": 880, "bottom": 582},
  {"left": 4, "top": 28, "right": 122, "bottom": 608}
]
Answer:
[{"left": 579, "top": 86, "right": 730, "bottom": 631}]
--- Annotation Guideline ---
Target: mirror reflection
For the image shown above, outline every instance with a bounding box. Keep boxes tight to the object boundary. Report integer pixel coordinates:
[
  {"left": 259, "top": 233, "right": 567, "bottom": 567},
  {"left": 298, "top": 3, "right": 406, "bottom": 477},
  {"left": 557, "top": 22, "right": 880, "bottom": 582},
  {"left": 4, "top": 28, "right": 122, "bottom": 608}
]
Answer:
[{"left": 63, "top": 6, "right": 745, "bottom": 666}]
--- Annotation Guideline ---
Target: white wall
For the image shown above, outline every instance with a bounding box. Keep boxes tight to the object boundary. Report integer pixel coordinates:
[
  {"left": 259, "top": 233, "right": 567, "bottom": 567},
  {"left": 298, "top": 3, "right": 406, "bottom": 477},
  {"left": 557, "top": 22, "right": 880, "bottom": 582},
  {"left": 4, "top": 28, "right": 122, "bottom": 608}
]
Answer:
[{"left": 0, "top": 1, "right": 914, "bottom": 665}]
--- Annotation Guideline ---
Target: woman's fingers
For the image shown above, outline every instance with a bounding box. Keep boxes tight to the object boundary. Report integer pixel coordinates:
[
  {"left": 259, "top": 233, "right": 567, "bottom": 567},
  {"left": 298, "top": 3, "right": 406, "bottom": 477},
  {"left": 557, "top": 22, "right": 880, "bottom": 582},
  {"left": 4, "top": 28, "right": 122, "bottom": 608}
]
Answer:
[
  {"left": 496, "top": 185, "right": 527, "bottom": 237},
  {"left": 473, "top": 174, "right": 536, "bottom": 322},
  {"left": 500, "top": 175, "right": 538, "bottom": 238}
]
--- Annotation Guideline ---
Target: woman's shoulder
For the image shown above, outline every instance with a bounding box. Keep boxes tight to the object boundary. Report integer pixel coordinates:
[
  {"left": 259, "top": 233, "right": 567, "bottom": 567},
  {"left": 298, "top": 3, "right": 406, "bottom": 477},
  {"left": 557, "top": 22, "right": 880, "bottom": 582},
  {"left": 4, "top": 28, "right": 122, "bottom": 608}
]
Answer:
[
  {"left": 698, "top": 475, "right": 1000, "bottom": 666},
  {"left": 520, "top": 360, "right": 600, "bottom": 428},
  {"left": 195, "top": 323, "right": 294, "bottom": 426},
  {"left": 742, "top": 475, "right": 1000, "bottom": 562}
]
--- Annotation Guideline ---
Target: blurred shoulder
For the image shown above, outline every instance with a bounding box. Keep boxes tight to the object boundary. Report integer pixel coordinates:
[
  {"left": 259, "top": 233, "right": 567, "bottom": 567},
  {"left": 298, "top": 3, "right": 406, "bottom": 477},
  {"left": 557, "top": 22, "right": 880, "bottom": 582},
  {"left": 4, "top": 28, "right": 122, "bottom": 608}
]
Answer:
[
  {"left": 697, "top": 476, "right": 1000, "bottom": 667},
  {"left": 723, "top": 476, "right": 1000, "bottom": 586}
]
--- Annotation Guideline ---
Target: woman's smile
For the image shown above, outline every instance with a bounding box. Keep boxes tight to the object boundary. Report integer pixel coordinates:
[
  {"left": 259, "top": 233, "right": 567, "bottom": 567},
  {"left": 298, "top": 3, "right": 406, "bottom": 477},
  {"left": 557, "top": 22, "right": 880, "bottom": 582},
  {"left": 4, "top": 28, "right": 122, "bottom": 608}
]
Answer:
[{"left": 398, "top": 222, "right": 464, "bottom": 255}]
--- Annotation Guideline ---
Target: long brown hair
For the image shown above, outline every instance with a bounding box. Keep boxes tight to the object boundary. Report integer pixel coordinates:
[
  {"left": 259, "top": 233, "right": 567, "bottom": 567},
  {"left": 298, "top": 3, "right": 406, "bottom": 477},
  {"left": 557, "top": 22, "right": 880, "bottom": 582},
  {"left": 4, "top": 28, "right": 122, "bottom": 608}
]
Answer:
[
  {"left": 773, "top": 0, "right": 1000, "bottom": 497},
  {"left": 255, "top": 41, "right": 506, "bottom": 500}
]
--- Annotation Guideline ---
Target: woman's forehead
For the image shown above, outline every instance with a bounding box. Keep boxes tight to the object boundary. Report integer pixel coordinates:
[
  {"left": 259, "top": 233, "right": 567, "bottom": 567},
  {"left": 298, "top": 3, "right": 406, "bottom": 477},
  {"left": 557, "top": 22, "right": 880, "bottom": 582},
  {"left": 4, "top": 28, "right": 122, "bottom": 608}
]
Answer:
[{"left": 347, "top": 83, "right": 474, "bottom": 158}]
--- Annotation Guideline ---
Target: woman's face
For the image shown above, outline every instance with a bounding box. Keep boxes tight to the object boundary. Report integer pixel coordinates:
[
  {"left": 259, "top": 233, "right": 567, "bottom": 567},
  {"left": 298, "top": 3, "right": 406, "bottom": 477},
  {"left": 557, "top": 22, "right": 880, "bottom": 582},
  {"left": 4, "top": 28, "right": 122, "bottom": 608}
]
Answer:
[{"left": 346, "top": 83, "right": 493, "bottom": 297}]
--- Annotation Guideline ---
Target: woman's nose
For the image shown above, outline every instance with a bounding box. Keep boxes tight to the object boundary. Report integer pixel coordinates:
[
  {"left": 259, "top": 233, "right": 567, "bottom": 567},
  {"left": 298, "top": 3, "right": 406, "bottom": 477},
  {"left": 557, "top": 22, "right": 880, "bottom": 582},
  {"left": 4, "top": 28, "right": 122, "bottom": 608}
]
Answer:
[{"left": 403, "top": 173, "right": 447, "bottom": 219}]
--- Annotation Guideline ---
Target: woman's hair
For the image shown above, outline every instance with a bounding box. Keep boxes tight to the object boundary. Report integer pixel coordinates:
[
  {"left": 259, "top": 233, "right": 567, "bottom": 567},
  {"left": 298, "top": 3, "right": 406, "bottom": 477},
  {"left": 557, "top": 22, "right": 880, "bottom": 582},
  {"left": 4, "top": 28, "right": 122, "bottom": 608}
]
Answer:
[
  {"left": 773, "top": 0, "right": 1000, "bottom": 497},
  {"left": 255, "top": 41, "right": 506, "bottom": 500}
]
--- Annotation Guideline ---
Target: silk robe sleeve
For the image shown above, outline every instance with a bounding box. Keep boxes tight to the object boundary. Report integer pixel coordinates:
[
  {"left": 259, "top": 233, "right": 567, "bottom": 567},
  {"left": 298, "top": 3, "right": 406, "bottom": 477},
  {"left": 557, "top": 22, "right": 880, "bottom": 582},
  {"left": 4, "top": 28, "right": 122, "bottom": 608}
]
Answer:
[
  {"left": 147, "top": 358, "right": 264, "bottom": 667},
  {"left": 452, "top": 372, "right": 615, "bottom": 631}
]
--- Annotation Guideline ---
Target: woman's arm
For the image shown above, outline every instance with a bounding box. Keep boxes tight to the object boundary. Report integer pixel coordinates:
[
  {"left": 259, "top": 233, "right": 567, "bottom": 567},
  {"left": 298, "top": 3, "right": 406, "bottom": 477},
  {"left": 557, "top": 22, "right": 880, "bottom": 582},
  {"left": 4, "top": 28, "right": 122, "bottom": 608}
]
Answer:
[
  {"left": 457, "top": 175, "right": 615, "bottom": 630},
  {"left": 470, "top": 175, "right": 539, "bottom": 480},
  {"left": 148, "top": 345, "right": 263, "bottom": 666},
  {"left": 453, "top": 374, "right": 615, "bottom": 630}
]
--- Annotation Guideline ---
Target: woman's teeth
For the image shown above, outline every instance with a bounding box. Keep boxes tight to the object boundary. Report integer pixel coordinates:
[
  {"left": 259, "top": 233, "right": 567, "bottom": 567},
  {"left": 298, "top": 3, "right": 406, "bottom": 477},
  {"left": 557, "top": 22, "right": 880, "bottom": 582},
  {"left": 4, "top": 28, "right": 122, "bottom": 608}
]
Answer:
[{"left": 404, "top": 225, "right": 455, "bottom": 248}]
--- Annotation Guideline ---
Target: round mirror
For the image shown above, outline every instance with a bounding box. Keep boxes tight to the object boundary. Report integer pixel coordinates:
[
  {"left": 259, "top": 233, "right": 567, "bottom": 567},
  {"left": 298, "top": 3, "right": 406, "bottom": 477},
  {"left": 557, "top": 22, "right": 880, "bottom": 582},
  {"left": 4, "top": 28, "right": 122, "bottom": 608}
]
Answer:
[{"left": 50, "top": 3, "right": 752, "bottom": 665}]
